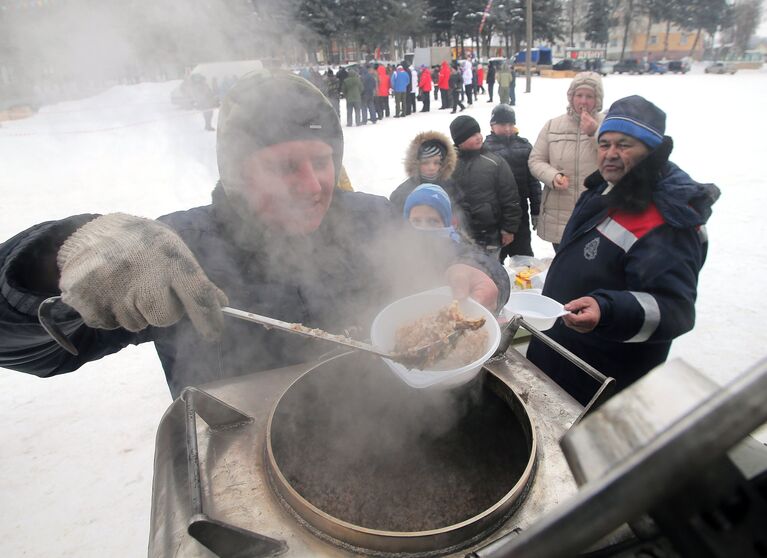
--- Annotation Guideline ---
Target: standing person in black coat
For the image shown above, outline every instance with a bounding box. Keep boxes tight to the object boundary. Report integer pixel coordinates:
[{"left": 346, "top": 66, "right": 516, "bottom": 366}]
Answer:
[
  {"left": 483, "top": 105, "right": 541, "bottom": 260},
  {"left": 509, "top": 66, "right": 517, "bottom": 106},
  {"left": 189, "top": 74, "right": 218, "bottom": 131},
  {"left": 360, "top": 65, "right": 378, "bottom": 125},
  {"left": 486, "top": 61, "right": 496, "bottom": 103},
  {"left": 449, "top": 65, "right": 465, "bottom": 113},
  {"left": 449, "top": 115, "right": 522, "bottom": 256},
  {"left": 324, "top": 69, "right": 341, "bottom": 117},
  {"left": 336, "top": 64, "right": 348, "bottom": 86}
]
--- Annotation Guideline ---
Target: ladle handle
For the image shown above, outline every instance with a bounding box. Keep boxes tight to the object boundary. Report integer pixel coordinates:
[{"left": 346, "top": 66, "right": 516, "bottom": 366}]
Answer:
[{"left": 221, "top": 306, "right": 396, "bottom": 359}]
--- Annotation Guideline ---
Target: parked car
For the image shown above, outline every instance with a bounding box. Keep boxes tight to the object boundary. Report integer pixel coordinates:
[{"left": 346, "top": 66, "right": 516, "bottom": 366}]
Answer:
[
  {"left": 667, "top": 60, "right": 690, "bottom": 74},
  {"left": 599, "top": 61, "right": 615, "bottom": 75},
  {"left": 705, "top": 62, "right": 737, "bottom": 74},
  {"left": 552, "top": 59, "right": 583, "bottom": 72},
  {"left": 648, "top": 61, "right": 668, "bottom": 74},
  {"left": 612, "top": 59, "right": 648, "bottom": 74}
]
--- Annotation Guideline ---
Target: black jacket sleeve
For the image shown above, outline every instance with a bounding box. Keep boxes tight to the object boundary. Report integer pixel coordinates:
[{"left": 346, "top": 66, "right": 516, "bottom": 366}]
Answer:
[
  {"left": 453, "top": 240, "right": 511, "bottom": 312},
  {"left": 495, "top": 157, "right": 522, "bottom": 234},
  {"left": 0, "top": 216, "right": 144, "bottom": 377},
  {"left": 528, "top": 170, "right": 542, "bottom": 215}
]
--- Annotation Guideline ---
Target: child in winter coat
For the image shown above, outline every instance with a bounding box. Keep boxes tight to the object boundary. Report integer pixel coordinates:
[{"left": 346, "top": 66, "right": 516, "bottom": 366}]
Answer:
[
  {"left": 389, "top": 130, "right": 458, "bottom": 217},
  {"left": 483, "top": 104, "right": 542, "bottom": 260},
  {"left": 403, "top": 184, "right": 461, "bottom": 244}
]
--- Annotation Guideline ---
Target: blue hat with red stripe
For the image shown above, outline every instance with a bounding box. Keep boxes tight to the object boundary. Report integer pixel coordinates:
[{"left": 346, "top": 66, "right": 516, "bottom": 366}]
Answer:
[{"left": 598, "top": 95, "right": 665, "bottom": 149}]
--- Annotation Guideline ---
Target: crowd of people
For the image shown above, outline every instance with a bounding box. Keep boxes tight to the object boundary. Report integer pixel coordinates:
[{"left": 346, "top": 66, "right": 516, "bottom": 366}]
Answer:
[
  {"left": 312, "top": 58, "right": 515, "bottom": 126},
  {"left": 305, "top": 63, "right": 719, "bottom": 405},
  {"left": 0, "top": 64, "right": 719, "bottom": 410}
]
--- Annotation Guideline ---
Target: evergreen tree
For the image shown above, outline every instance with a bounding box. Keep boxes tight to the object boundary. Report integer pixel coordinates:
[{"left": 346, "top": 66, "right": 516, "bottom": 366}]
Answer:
[
  {"left": 452, "top": 0, "right": 487, "bottom": 57},
  {"left": 584, "top": 0, "right": 610, "bottom": 45},
  {"left": 728, "top": 0, "right": 758, "bottom": 55},
  {"left": 425, "top": 0, "right": 457, "bottom": 46},
  {"left": 296, "top": 0, "right": 341, "bottom": 62},
  {"left": 531, "top": 0, "right": 565, "bottom": 44},
  {"left": 494, "top": 0, "right": 526, "bottom": 57},
  {"left": 672, "top": 0, "right": 729, "bottom": 58}
]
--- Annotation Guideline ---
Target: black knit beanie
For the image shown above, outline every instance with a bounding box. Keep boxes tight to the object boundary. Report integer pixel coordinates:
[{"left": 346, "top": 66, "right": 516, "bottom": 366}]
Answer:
[
  {"left": 216, "top": 70, "right": 344, "bottom": 193},
  {"left": 490, "top": 104, "right": 516, "bottom": 125},
  {"left": 449, "top": 115, "right": 481, "bottom": 146}
]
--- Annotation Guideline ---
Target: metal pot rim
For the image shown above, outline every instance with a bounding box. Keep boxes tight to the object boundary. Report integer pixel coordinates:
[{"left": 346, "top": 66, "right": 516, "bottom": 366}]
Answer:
[{"left": 264, "top": 351, "right": 538, "bottom": 553}]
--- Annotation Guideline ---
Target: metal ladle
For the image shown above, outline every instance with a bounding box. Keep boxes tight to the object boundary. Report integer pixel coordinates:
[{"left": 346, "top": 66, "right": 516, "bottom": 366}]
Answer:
[{"left": 37, "top": 296, "right": 462, "bottom": 368}]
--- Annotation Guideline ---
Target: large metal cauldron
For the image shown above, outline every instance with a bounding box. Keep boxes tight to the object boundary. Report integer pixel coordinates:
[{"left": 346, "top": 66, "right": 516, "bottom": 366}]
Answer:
[
  {"left": 148, "top": 350, "right": 583, "bottom": 558},
  {"left": 266, "top": 353, "right": 536, "bottom": 555}
]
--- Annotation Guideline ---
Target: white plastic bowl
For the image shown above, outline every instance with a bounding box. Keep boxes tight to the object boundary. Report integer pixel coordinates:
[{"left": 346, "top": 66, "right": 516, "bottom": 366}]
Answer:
[
  {"left": 504, "top": 291, "right": 568, "bottom": 331},
  {"left": 370, "top": 288, "right": 500, "bottom": 390}
]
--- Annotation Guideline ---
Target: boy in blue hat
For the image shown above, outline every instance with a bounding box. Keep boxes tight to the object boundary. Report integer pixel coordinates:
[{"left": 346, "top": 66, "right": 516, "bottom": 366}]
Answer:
[{"left": 403, "top": 184, "right": 460, "bottom": 243}]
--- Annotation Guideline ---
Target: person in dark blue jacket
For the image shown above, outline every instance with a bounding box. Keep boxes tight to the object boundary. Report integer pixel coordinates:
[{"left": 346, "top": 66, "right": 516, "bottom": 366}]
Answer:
[
  {"left": 0, "top": 71, "right": 509, "bottom": 398},
  {"left": 526, "top": 95, "right": 720, "bottom": 405}
]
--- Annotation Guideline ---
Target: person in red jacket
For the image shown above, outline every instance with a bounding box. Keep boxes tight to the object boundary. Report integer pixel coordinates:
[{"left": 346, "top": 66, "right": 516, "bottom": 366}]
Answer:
[
  {"left": 375, "top": 63, "right": 391, "bottom": 119},
  {"left": 476, "top": 64, "right": 485, "bottom": 95},
  {"left": 438, "top": 60, "right": 451, "bottom": 109},
  {"left": 418, "top": 65, "right": 433, "bottom": 112}
]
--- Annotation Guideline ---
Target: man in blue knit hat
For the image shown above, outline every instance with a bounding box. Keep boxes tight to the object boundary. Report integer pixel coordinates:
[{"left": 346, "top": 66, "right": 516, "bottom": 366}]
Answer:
[{"left": 527, "top": 95, "right": 721, "bottom": 405}]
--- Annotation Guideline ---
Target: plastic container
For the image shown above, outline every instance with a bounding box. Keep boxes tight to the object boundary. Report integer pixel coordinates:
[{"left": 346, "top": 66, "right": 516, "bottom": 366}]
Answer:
[
  {"left": 370, "top": 288, "right": 501, "bottom": 390},
  {"left": 503, "top": 291, "right": 568, "bottom": 331}
]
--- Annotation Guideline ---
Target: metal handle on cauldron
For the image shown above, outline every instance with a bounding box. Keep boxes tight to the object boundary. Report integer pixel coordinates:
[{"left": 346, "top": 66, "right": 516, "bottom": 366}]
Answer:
[
  {"left": 182, "top": 388, "right": 287, "bottom": 558},
  {"left": 495, "top": 314, "right": 616, "bottom": 425}
]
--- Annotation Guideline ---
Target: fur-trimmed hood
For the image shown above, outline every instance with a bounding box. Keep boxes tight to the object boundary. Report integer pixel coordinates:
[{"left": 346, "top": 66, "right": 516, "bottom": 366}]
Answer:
[{"left": 403, "top": 130, "right": 457, "bottom": 181}]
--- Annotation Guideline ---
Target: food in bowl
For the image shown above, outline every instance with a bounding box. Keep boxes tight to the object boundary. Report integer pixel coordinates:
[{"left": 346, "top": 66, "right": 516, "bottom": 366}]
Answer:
[
  {"left": 514, "top": 266, "right": 542, "bottom": 289},
  {"left": 394, "top": 300, "right": 487, "bottom": 369}
]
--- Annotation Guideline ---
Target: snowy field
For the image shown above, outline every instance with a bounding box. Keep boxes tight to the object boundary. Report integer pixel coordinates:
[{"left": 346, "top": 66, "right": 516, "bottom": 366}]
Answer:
[{"left": 1, "top": 64, "right": 766, "bottom": 556}]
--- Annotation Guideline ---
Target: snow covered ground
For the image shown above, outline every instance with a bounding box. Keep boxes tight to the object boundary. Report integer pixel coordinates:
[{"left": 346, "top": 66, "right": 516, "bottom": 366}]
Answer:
[{"left": 1, "top": 64, "right": 766, "bottom": 556}]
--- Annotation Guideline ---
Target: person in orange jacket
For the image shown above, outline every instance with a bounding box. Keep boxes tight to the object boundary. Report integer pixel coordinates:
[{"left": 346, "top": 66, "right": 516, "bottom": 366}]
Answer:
[
  {"left": 418, "top": 65, "right": 433, "bottom": 112},
  {"left": 438, "top": 60, "right": 451, "bottom": 110},
  {"left": 375, "top": 63, "right": 391, "bottom": 119},
  {"left": 477, "top": 64, "right": 485, "bottom": 95}
]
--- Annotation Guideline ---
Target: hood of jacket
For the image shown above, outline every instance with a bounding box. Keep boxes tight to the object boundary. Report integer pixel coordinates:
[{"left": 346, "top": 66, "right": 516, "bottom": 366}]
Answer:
[
  {"left": 403, "top": 130, "right": 457, "bottom": 181},
  {"left": 566, "top": 71, "right": 604, "bottom": 116},
  {"left": 654, "top": 162, "right": 720, "bottom": 229}
]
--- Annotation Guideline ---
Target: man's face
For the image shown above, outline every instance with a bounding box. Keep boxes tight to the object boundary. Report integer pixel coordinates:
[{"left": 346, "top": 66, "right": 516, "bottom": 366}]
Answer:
[
  {"left": 598, "top": 132, "right": 650, "bottom": 184},
  {"left": 491, "top": 122, "right": 515, "bottom": 137},
  {"left": 458, "top": 132, "right": 483, "bottom": 151},
  {"left": 572, "top": 86, "right": 597, "bottom": 114},
  {"left": 240, "top": 140, "right": 335, "bottom": 235}
]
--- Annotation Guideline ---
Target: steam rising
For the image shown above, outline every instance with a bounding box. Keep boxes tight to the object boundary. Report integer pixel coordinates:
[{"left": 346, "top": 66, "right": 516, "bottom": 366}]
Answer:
[{"left": 1, "top": 1, "right": 309, "bottom": 101}]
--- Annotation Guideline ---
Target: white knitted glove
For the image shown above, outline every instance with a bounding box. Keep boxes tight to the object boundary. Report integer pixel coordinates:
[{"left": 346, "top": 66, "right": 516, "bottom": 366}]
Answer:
[{"left": 57, "top": 213, "right": 228, "bottom": 339}]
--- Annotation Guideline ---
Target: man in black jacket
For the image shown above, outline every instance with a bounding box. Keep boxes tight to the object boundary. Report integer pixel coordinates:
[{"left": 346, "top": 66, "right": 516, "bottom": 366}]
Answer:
[
  {"left": 483, "top": 104, "right": 542, "bottom": 259},
  {"left": 449, "top": 115, "right": 522, "bottom": 257},
  {"left": 0, "top": 71, "right": 509, "bottom": 398}
]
